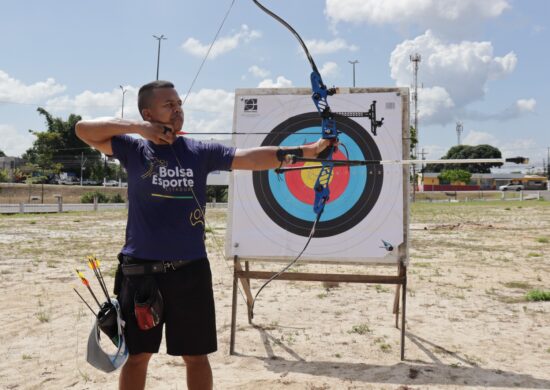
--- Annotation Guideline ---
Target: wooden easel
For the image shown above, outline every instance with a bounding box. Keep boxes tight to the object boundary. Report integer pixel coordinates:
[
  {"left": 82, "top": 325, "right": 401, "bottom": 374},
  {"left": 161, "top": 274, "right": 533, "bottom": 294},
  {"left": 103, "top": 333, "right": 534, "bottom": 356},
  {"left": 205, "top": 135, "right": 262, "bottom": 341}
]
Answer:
[{"left": 229, "top": 255, "right": 408, "bottom": 360}]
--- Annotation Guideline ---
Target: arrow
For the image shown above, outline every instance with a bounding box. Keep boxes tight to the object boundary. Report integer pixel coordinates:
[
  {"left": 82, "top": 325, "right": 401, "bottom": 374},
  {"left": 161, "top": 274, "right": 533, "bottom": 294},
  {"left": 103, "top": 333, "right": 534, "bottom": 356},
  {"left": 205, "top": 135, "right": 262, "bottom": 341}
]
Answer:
[
  {"left": 87, "top": 256, "right": 111, "bottom": 304},
  {"left": 275, "top": 156, "right": 529, "bottom": 173},
  {"left": 73, "top": 287, "right": 97, "bottom": 316},
  {"left": 75, "top": 269, "right": 102, "bottom": 309}
]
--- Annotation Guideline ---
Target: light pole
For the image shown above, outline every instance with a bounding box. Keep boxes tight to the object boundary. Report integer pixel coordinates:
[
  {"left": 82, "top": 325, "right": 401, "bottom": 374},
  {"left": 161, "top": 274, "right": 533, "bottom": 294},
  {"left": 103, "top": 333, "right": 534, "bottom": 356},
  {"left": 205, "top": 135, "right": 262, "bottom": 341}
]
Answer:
[
  {"left": 348, "top": 60, "right": 359, "bottom": 87},
  {"left": 119, "top": 85, "right": 127, "bottom": 118},
  {"left": 153, "top": 34, "right": 167, "bottom": 80}
]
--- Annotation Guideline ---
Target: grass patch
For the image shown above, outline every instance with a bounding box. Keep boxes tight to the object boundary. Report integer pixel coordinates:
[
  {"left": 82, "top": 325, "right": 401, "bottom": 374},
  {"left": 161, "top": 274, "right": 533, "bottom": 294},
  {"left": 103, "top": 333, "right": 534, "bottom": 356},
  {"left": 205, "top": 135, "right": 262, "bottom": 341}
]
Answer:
[
  {"left": 36, "top": 311, "right": 50, "bottom": 323},
  {"left": 527, "top": 253, "right": 542, "bottom": 257},
  {"left": 526, "top": 289, "right": 550, "bottom": 302},
  {"left": 349, "top": 324, "right": 371, "bottom": 335},
  {"left": 374, "top": 284, "right": 390, "bottom": 293},
  {"left": 414, "top": 262, "right": 432, "bottom": 268},
  {"left": 502, "top": 281, "right": 532, "bottom": 290},
  {"left": 536, "top": 237, "right": 549, "bottom": 244}
]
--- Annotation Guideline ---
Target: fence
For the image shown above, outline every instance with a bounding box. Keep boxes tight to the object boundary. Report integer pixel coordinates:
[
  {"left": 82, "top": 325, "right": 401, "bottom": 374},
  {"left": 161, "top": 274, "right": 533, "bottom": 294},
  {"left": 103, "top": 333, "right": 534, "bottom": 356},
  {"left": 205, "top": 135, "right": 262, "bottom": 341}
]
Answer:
[{"left": 0, "top": 199, "right": 228, "bottom": 214}]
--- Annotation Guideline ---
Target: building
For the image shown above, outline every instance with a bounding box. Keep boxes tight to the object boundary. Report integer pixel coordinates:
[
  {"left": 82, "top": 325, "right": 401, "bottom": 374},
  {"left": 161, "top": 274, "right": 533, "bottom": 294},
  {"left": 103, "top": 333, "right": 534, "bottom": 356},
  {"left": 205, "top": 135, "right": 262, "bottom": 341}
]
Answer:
[{"left": 0, "top": 156, "right": 25, "bottom": 181}]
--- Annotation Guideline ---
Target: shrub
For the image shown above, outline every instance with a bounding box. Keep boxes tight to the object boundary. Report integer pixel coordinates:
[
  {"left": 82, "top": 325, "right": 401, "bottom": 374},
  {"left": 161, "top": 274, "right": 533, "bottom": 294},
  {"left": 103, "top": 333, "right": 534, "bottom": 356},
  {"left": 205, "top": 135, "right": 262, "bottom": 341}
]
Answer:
[
  {"left": 81, "top": 191, "right": 109, "bottom": 203},
  {"left": 110, "top": 193, "right": 125, "bottom": 203},
  {"left": 526, "top": 289, "right": 550, "bottom": 302}
]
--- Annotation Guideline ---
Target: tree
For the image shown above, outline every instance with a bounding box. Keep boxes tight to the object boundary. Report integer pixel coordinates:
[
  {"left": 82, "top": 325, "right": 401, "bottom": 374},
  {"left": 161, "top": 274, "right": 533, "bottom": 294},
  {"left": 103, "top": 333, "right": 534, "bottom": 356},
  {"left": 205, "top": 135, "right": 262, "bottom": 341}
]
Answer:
[
  {"left": 0, "top": 150, "right": 5, "bottom": 157},
  {"left": 23, "top": 108, "right": 103, "bottom": 176},
  {"left": 409, "top": 126, "right": 418, "bottom": 159},
  {"left": 424, "top": 144, "right": 502, "bottom": 173},
  {"left": 438, "top": 169, "right": 472, "bottom": 185}
]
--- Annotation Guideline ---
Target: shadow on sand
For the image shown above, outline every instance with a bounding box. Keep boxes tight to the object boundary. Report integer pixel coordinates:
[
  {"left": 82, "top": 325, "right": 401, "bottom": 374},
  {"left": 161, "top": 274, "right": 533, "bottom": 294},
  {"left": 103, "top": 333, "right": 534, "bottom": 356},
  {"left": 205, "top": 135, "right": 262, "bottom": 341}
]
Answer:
[{"left": 232, "top": 327, "right": 550, "bottom": 388}]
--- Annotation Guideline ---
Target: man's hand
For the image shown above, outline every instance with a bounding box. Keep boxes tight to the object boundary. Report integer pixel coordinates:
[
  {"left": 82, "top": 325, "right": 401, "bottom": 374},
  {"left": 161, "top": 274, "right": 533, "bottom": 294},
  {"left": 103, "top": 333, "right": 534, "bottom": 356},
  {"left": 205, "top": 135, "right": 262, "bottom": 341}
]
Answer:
[
  {"left": 308, "top": 138, "right": 339, "bottom": 159},
  {"left": 139, "top": 122, "right": 177, "bottom": 145}
]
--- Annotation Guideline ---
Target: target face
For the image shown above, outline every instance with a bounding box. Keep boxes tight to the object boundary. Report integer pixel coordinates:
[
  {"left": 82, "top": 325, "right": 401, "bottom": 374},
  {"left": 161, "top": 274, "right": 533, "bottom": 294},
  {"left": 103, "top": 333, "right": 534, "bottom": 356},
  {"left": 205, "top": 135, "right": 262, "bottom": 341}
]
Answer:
[{"left": 252, "top": 112, "right": 383, "bottom": 237}]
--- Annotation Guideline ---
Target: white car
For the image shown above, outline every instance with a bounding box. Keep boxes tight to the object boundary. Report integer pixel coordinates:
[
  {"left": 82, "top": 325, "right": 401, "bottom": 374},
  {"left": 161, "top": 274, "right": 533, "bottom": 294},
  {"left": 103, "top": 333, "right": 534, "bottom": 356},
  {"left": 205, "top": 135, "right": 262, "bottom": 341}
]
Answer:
[
  {"left": 103, "top": 180, "right": 119, "bottom": 187},
  {"left": 499, "top": 183, "right": 524, "bottom": 191}
]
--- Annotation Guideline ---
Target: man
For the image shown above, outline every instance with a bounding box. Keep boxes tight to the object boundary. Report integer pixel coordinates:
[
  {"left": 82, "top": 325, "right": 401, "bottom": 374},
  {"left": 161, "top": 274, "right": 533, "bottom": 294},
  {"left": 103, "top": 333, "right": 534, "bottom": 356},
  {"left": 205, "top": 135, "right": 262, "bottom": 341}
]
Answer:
[{"left": 76, "top": 80, "right": 332, "bottom": 390}]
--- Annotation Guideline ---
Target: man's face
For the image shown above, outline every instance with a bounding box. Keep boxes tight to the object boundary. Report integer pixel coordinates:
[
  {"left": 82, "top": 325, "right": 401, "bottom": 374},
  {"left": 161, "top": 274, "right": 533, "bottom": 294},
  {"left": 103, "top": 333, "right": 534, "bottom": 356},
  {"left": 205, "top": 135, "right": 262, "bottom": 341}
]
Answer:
[{"left": 142, "top": 87, "right": 184, "bottom": 131}]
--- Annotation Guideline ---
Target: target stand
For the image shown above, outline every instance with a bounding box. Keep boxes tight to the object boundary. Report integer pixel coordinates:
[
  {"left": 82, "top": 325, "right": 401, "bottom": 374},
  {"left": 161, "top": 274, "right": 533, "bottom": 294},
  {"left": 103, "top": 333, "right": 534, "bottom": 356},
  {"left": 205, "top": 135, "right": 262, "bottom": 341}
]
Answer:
[
  {"left": 226, "top": 87, "right": 411, "bottom": 360},
  {"left": 229, "top": 256, "right": 408, "bottom": 360}
]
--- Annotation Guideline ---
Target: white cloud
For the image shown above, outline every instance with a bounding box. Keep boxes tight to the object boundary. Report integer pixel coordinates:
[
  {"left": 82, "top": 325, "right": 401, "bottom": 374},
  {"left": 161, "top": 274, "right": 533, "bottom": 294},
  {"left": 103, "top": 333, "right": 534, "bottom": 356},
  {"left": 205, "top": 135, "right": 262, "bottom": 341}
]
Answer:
[
  {"left": 319, "top": 62, "right": 340, "bottom": 79},
  {"left": 181, "top": 25, "right": 261, "bottom": 59},
  {"left": 462, "top": 130, "right": 498, "bottom": 146},
  {"left": 460, "top": 130, "right": 538, "bottom": 162},
  {"left": 184, "top": 88, "right": 234, "bottom": 113},
  {"left": 0, "top": 124, "right": 35, "bottom": 157},
  {"left": 45, "top": 86, "right": 140, "bottom": 119},
  {"left": 257, "top": 76, "right": 293, "bottom": 88},
  {"left": 0, "top": 70, "right": 66, "bottom": 103},
  {"left": 181, "top": 88, "right": 234, "bottom": 136},
  {"left": 325, "top": 0, "right": 510, "bottom": 31},
  {"left": 515, "top": 98, "right": 536, "bottom": 113},
  {"left": 303, "top": 38, "right": 358, "bottom": 55},
  {"left": 390, "top": 30, "right": 517, "bottom": 124},
  {"left": 248, "top": 65, "right": 270, "bottom": 78}
]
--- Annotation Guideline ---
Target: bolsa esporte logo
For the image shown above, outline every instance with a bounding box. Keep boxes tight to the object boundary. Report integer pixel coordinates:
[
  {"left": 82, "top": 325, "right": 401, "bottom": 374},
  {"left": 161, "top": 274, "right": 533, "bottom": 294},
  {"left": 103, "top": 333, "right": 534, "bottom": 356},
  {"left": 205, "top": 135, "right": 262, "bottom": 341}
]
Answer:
[{"left": 152, "top": 166, "right": 195, "bottom": 190}]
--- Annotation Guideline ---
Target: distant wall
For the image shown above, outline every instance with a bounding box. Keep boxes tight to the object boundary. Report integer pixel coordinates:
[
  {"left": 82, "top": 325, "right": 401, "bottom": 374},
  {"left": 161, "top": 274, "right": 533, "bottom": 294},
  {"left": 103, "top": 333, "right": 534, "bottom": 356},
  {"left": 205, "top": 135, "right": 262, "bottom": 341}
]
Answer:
[{"left": 0, "top": 183, "right": 127, "bottom": 204}]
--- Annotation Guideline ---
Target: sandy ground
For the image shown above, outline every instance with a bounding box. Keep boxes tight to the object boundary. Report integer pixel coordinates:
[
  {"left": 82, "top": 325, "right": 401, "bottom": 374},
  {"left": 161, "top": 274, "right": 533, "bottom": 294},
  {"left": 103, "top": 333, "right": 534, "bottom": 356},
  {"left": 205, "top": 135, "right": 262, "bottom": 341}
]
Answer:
[{"left": 0, "top": 201, "right": 549, "bottom": 390}]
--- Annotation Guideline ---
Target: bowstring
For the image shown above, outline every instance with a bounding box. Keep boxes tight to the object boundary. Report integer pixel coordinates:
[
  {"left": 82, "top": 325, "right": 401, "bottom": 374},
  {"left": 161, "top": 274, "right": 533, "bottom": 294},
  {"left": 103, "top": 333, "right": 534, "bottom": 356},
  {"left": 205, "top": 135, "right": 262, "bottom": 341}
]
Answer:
[{"left": 171, "top": 0, "right": 247, "bottom": 303}]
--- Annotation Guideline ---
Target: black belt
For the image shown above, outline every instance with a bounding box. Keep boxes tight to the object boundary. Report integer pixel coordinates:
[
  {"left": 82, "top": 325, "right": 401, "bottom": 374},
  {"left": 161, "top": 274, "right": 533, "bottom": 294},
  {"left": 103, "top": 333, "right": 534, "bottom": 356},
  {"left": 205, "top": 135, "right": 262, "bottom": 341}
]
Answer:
[{"left": 120, "top": 255, "right": 198, "bottom": 276}]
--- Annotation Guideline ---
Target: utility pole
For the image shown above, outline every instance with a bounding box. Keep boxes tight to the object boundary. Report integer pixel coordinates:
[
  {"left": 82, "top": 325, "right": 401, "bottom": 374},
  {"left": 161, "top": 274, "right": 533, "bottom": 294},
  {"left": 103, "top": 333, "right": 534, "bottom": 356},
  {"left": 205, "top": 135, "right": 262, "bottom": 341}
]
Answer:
[
  {"left": 410, "top": 53, "right": 421, "bottom": 200},
  {"left": 456, "top": 121, "right": 463, "bottom": 145},
  {"left": 80, "top": 152, "right": 87, "bottom": 186},
  {"left": 547, "top": 147, "right": 550, "bottom": 180},
  {"left": 153, "top": 34, "right": 167, "bottom": 80},
  {"left": 348, "top": 60, "right": 359, "bottom": 87},
  {"left": 410, "top": 53, "right": 421, "bottom": 158},
  {"left": 119, "top": 85, "right": 127, "bottom": 118}
]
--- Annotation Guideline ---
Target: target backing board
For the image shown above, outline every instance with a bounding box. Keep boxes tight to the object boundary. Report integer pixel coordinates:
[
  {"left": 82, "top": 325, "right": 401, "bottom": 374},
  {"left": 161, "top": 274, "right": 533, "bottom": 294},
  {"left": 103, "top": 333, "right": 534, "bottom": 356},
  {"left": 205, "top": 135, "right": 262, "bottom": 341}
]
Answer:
[{"left": 225, "top": 87, "right": 410, "bottom": 264}]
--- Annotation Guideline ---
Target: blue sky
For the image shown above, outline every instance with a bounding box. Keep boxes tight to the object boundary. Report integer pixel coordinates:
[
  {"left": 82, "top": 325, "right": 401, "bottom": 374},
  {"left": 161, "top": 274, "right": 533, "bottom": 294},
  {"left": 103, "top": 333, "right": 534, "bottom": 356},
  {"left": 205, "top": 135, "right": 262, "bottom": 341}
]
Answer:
[{"left": 0, "top": 0, "right": 548, "bottom": 170}]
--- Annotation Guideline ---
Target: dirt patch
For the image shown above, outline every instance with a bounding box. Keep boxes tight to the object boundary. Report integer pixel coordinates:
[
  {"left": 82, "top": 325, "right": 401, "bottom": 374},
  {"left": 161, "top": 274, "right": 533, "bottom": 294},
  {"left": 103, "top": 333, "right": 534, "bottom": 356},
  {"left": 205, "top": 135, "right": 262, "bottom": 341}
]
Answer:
[{"left": 0, "top": 202, "right": 549, "bottom": 389}]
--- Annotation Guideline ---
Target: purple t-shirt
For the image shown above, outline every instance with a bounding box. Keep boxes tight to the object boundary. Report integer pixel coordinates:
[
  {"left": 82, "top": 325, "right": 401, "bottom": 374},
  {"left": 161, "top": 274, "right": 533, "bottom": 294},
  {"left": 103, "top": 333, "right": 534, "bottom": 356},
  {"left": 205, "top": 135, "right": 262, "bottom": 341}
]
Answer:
[{"left": 111, "top": 135, "right": 235, "bottom": 261}]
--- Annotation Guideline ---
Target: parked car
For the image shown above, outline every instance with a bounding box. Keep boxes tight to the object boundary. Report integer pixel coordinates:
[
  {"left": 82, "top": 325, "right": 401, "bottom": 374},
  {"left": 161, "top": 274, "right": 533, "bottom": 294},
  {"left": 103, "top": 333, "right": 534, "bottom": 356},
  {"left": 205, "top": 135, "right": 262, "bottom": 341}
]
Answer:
[
  {"left": 57, "top": 177, "right": 79, "bottom": 185},
  {"left": 103, "top": 180, "right": 119, "bottom": 187},
  {"left": 82, "top": 179, "right": 99, "bottom": 186},
  {"left": 499, "top": 183, "right": 524, "bottom": 191}
]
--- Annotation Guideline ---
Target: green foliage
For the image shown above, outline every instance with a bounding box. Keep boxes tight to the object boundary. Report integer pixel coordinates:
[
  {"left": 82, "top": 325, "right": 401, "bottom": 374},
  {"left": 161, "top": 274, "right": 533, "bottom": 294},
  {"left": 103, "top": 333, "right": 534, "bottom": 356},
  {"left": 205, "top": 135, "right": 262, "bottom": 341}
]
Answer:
[
  {"left": 526, "top": 289, "right": 550, "bottom": 301},
  {"left": 0, "top": 169, "right": 9, "bottom": 183},
  {"left": 0, "top": 149, "right": 5, "bottom": 157},
  {"left": 81, "top": 191, "right": 110, "bottom": 203},
  {"left": 24, "top": 108, "right": 102, "bottom": 176},
  {"left": 438, "top": 169, "right": 472, "bottom": 184},
  {"left": 348, "top": 324, "right": 371, "bottom": 335},
  {"left": 425, "top": 144, "right": 502, "bottom": 173},
  {"left": 409, "top": 126, "right": 418, "bottom": 158},
  {"left": 109, "top": 193, "right": 125, "bottom": 203},
  {"left": 206, "top": 185, "right": 228, "bottom": 202}
]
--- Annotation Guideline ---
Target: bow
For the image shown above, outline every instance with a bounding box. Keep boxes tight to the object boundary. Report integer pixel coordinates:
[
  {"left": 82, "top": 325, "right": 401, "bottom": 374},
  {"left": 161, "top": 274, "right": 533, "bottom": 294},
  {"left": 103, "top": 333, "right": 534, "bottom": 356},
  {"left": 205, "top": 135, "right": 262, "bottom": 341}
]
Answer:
[{"left": 249, "top": 0, "right": 384, "bottom": 312}]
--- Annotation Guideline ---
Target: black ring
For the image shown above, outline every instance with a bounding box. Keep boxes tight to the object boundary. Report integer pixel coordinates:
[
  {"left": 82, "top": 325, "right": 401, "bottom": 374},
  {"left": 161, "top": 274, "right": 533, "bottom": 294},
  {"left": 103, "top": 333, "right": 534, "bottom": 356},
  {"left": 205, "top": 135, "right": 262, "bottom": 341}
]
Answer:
[{"left": 252, "top": 112, "right": 383, "bottom": 238}]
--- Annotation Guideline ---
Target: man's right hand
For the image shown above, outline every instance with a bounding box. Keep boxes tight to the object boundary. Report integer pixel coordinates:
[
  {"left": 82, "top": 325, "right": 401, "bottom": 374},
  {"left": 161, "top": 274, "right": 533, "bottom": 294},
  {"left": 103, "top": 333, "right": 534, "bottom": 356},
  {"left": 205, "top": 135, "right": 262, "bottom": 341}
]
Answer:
[{"left": 139, "top": 122, "right": 177, "bottom": 145}]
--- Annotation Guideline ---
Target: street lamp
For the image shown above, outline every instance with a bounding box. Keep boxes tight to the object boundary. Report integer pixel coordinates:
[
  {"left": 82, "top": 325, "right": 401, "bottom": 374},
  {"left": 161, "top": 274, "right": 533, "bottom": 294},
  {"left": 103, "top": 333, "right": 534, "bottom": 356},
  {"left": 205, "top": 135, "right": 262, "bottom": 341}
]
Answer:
[
  {"left": 348, "top": 60, "right": 359, "bottom": 87},
  {"left": 119, "top": 85, "right": 127, "bottom": 118},
  {"left": 153, "top": 34, "right": 167, "bottom": 80}
]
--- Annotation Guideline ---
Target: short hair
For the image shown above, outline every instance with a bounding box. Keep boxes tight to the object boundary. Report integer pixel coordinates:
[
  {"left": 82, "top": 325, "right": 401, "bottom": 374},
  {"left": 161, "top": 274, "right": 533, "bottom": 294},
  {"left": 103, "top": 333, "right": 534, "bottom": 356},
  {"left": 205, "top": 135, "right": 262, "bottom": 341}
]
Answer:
[{"left": 137, "top": 80, "right": 175, "bottom": 118}]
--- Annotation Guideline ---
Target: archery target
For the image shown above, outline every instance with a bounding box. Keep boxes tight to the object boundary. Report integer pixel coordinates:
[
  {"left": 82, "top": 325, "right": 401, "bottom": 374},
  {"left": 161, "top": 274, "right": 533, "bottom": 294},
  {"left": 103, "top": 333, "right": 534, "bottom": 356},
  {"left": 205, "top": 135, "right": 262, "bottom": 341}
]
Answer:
[
  {"left": 226, "top": 88, "right": 407, "bottom": 263},
  {"left": 252, "top": 113, "right": 383, "bottom": 237}
]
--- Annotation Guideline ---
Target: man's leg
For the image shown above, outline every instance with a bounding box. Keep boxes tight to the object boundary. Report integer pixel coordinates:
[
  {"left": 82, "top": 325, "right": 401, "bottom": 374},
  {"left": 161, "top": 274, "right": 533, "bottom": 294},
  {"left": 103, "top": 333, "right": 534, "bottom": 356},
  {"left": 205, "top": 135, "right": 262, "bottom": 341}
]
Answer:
[
  {"left": 182, "top": 354, "right": 212, "bottom": 390},
  {"left": 119, "top": 352, "right": 153, "bottom": 390}
]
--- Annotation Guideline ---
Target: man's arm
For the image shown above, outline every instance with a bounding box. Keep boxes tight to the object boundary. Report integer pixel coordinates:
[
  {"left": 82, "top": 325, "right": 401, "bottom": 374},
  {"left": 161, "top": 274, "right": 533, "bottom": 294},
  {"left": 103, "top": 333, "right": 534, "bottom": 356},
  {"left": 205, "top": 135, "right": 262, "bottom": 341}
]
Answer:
[
  {"left": 231, "top": 139, "right": 333, "bottom": 170},
  {"left": 75, "top": 118, "right": 177, "bottom": 155}
]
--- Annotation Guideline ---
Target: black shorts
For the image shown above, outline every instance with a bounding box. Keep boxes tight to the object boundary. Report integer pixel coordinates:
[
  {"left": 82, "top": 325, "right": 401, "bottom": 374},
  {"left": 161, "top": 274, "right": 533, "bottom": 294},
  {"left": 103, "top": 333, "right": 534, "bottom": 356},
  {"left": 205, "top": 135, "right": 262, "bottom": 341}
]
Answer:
[{"left": 118, "top": 257, "right": 217, "bottom": 356}]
